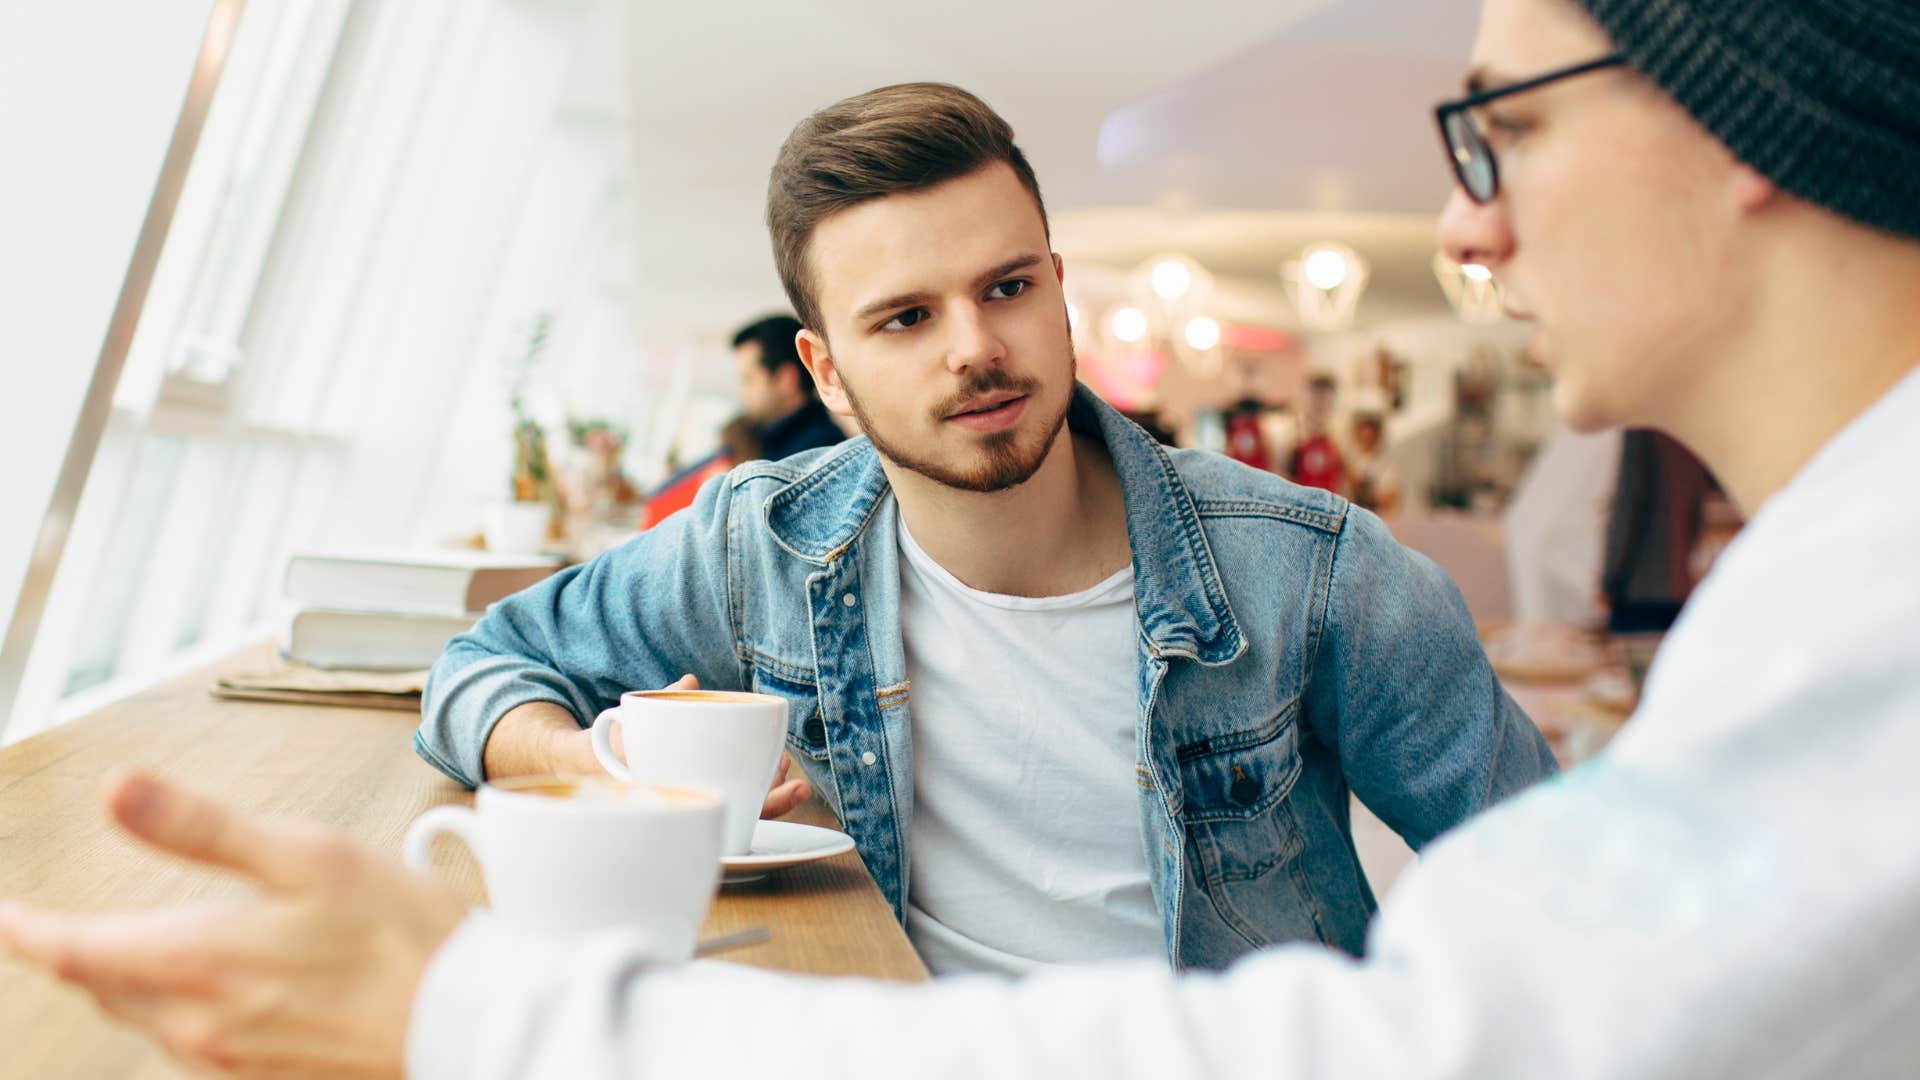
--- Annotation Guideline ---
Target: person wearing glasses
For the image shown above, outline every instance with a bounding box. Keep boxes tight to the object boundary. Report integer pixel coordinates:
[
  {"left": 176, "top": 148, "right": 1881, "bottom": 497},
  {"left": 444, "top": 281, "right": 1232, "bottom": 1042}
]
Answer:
[{"left": 4, "top": 0, "right": 1918, "bottom": 1075}]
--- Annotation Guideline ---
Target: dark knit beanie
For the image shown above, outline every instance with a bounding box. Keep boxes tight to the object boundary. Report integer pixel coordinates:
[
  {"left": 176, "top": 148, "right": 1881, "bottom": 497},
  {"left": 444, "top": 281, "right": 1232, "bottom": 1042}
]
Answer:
[{"left": 1573, "top": 0, "right": 1920, "bottom": 240}]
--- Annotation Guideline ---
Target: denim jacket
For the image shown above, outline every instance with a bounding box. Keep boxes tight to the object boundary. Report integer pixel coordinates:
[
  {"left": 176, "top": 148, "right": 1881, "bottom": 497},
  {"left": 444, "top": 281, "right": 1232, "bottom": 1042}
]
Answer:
[{"left": 416, "top": 384, "right": 1556, "bottom": 970}]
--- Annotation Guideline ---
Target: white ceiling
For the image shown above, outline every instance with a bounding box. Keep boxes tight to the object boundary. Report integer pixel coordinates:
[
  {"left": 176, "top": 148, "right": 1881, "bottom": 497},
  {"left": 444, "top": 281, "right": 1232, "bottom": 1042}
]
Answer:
[
  {"left": 1094, "top": 0, "right": 1477, "bottom": 214},
  {"left": 610, "top": 0, "right": 1482, "bottom": 343}
]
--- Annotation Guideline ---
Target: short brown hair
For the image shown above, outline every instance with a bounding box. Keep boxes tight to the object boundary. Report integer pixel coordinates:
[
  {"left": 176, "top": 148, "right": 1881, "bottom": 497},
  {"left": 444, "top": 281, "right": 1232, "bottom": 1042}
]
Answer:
[{"left": 766, "top": 82, "right": 1049, "bottom": 333}]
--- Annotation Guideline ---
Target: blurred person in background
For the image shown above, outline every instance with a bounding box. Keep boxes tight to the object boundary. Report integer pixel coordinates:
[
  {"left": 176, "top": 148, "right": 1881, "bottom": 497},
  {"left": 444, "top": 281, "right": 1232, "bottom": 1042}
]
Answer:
[
  {"left": 640, "top": 316, "right": 840, "bottom": 529},
  {"left": 731, "top": 313, "right": 848, "bottom": 460},
  {"left": 637, "top": 414, "right": 765, "bottom": 531},
  {"left": 1348, "top": 413, "right": 1400, "bottom": 514},
  {"left": 1287, "top": 373, "right": 1346, "bottom": 494},
  {"left": 1222, "top": 398, "right": 1272, "bottom": 470}
]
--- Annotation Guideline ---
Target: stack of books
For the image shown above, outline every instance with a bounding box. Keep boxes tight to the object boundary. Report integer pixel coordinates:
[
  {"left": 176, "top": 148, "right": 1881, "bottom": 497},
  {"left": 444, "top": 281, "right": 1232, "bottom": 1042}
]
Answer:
[{"left": 279, "top": 549, "right": 563, "bottom": 671}]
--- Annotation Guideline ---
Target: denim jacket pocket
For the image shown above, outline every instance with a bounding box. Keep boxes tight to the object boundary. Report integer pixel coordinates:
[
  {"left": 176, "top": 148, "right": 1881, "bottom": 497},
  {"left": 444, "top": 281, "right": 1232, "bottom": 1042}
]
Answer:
[
  {"left": 750, "top": 663, "right": 830, "bottom": 763},
  {"left": 1175, "top": 706, "right": 1327, "bottom": 946}
]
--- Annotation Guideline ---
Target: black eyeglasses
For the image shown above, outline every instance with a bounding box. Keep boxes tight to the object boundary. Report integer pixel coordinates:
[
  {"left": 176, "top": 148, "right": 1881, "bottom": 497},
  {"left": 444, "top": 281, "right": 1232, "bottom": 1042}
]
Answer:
[{"left": 1434, "top": 53, "right": 1627, "bottom": 204}]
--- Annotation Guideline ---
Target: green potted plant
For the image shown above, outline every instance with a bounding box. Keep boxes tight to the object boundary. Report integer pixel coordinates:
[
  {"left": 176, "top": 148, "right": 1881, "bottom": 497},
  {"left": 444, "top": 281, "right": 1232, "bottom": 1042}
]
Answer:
[{"left": 485, "top": 315, "right": 559, "bottom": 554}]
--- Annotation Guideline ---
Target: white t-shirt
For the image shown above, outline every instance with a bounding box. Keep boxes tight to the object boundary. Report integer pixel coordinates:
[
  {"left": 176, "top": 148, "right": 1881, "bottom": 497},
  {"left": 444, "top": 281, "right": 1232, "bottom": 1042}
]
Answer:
[{"left": 894, "top": 514, "right": 1163, "bottom": 976}]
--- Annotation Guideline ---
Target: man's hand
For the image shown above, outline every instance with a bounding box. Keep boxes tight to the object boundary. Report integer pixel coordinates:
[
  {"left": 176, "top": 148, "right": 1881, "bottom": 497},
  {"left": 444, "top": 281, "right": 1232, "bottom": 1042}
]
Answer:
[
  {"left": 559, "top": 674, "right": 813, "bottom": 819},
  {"left": 0, "top": 769, "right": 466, "bottom": 1079},
  {"left": 760, "top": 754, "right": 812, "bottom": 820}
]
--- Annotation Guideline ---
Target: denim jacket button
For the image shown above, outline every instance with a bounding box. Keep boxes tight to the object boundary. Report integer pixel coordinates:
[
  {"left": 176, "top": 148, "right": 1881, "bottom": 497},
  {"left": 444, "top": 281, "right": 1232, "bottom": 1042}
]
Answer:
[
  {"left": 842, "top": 593, "right": 858, "bottom": 607},
  {"left": 861, "top": 750, "right": 878, "bottom": 766},
  {"left": 1230, "top": 771, "right": 1261, "bottom": 807}
]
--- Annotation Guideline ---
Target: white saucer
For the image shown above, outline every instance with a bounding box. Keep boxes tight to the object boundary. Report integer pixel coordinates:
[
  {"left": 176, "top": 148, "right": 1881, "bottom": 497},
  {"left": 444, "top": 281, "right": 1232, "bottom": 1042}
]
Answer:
[{"left": 721, "top": 820, "right": 855, "bottom": 884}]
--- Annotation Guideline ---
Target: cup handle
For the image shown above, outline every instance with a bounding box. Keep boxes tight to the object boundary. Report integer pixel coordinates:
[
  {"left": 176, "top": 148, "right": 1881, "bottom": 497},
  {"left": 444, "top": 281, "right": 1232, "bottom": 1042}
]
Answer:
[
  {"left": 403, "top": 805, "right": 479, "bottom": 876},
  {"left": 589, "top": 706, "right": 632, "bottom": 782}
]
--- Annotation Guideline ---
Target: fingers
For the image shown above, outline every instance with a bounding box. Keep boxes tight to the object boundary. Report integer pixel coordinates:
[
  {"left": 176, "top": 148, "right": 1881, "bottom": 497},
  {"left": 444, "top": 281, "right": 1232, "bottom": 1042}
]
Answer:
[
  {"left": 92, "top": 988, "right": 245, "bottom": 1077},
  {"left": 759, "top": 779, "right": 811, "bottom": 820},
  {"left": 92, "top": 985, "right": 170, "bottom": 1028},
  {"left": 0, "top": 907, "right": 227, "bottom": 1071},
  {"left": 664, "top": 674, "right": 699, "bottom": 691},
  {"left": 758, "top": 757, "right": 806, "bottom": 818},
  {"left": 101, "top": 769, "right": 327, "bottom": 893},
  {"left": 0, "top": 902, "right": 30, "bottom": 962},
  {"left": 0, "top": 901, "right": 235, "bottom": 995}
]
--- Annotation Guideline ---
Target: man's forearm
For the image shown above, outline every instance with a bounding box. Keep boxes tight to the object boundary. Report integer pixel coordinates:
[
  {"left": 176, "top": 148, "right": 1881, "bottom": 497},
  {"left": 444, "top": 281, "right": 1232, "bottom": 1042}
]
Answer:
[{"left": 479, "top": 701, "right": 598, "bottom": 781}]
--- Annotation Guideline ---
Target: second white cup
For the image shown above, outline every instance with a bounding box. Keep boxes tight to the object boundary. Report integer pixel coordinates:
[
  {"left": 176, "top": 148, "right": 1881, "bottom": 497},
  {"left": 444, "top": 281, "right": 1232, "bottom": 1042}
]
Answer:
[
  {"left": 402, "top": 775, "right": 724, "bottom": 960},
  {"left": 591, "top": 688, "right": 788, "bottom": 856}
]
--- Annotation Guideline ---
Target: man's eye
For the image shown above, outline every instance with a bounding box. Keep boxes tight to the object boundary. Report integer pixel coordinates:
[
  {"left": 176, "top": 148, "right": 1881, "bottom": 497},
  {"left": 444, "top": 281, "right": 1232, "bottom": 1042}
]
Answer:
[
  {"left": 987, "top": 279, "right": 1029, "bottom": 301},
  {"left": 1480, "top": 110, "right": 1532, "bottom": 140},
  {"left": 881, "top": 308, "right": 929, "bottom": 332}
]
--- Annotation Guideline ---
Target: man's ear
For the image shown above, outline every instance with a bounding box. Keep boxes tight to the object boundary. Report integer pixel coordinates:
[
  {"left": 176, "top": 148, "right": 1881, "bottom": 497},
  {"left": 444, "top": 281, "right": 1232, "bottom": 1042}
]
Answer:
[
  {"left": 1052, "top": 252, "right": 1075, "bottom": 340},
  {"left": 797, "top": 327, "right": 852, "bottom": 419}
]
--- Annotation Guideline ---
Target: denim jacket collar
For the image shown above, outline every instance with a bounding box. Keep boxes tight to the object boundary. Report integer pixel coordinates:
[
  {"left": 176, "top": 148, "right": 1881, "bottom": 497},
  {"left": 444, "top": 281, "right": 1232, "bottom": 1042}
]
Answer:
[{"left": 763, "top": 382, "right": 1246, "bottom": 666}]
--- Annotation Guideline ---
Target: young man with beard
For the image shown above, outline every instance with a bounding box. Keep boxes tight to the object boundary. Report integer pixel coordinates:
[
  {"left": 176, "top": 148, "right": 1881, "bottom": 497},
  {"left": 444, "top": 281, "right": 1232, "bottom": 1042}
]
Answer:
[{"left": 410, "top": 82, "right": 1552, "bottom": 978}]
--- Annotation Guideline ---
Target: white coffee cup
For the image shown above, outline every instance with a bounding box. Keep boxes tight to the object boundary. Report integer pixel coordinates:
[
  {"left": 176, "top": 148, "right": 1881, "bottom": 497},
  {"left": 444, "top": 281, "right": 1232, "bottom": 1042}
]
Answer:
[
  {"left": 590, "top": 689, "right": 788, "bottom": 857},
  {"left": 403, "top": 775, "right": 723, "bottom": 960}
]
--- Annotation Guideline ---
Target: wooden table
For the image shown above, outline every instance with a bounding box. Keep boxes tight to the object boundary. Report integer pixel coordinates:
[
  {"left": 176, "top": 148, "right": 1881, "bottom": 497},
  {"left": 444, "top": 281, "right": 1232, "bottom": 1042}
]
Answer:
[
  {"left": 0, "top": 647, "right": 925, "bottom": 1079},
  {"left": 1478, "top": 621, "right": 1640, "bottom": 768}
]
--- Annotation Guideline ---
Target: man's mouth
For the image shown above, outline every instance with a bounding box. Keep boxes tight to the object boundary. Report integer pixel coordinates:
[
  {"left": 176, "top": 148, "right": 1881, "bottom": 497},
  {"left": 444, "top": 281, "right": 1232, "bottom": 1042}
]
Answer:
[
  {"left": 945, "top": 392, "right": 1029, "bottom": 432},
  {"left": 948, "top": 392, "right": 1024, "bottom": 419}
]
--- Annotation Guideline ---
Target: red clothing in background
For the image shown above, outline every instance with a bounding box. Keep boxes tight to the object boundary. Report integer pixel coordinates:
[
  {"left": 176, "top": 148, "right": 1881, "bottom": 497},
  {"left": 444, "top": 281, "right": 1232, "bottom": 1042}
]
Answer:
[
  {"left": 1290, "top": 433, "right": 1345, "bottom": 493},
  {"left": 1225, "top": 412, "right": 1271, "bottom": 471}
]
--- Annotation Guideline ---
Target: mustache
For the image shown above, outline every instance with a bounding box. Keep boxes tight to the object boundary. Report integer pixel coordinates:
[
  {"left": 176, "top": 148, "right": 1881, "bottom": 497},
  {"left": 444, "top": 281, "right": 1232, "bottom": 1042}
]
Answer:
[{"left": 933, "top": 369, "right": 1039, "bottom": 419}]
